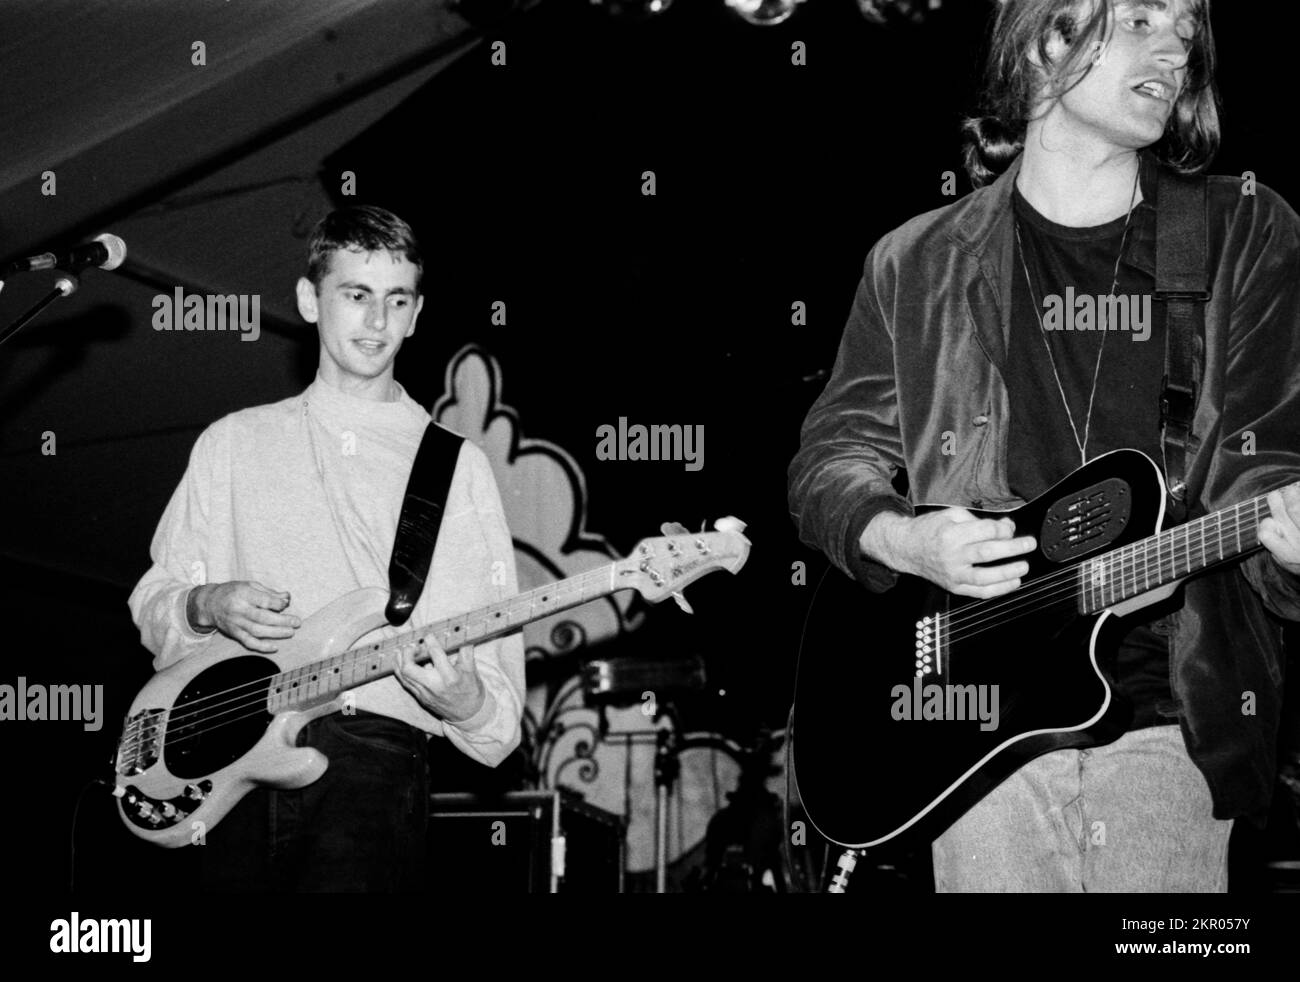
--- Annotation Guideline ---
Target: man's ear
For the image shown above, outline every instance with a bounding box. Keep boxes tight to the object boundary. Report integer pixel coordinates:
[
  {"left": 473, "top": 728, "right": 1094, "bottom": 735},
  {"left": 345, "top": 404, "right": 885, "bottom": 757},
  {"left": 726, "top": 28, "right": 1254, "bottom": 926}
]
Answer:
[
  {"left": 405, "top": 294, "right": 424, "bottom": 339},
  {"left": 296, "top": 277, "right": 320, "bottom": 323}
]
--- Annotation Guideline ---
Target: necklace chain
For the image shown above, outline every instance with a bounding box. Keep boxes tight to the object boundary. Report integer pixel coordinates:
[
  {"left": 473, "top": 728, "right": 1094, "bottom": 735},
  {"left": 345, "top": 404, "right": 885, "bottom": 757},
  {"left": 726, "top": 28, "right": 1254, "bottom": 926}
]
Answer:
[{"left": 1013, "top": 164, "right": 1141, "bottom": 466}]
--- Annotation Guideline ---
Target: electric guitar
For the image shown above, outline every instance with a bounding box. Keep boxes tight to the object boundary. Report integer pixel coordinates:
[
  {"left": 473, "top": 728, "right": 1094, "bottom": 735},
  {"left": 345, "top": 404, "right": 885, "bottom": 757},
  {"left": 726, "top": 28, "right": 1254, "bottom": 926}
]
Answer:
[
  {"left": 115, "top": 518, "right": 750, "bottom": 847},
  {"left": 791, "top": 449, "right": 1292, "bottom": 850}
]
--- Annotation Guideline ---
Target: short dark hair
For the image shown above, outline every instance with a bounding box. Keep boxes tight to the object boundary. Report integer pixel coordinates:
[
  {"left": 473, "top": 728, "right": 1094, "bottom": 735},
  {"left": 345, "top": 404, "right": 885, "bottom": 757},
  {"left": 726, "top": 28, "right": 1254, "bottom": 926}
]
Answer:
[
  {"left": 961, "top": 0, "right": 1220, "bottom": 187},
  {"left": 305, "top": 205, "right": 424, "bottom": 291}
]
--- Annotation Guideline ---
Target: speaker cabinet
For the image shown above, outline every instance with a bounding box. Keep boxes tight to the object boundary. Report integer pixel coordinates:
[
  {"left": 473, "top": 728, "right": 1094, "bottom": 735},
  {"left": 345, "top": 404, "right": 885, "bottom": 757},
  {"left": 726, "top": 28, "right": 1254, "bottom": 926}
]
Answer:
[{"left": 429, "top": 789, "right": 625, "bottom": 893}]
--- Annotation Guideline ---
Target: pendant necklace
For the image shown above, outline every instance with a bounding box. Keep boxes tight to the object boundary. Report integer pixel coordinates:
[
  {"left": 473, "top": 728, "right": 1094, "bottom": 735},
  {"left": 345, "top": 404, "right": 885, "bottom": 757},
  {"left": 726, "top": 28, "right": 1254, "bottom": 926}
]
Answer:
[{"left": 1013, "top": 163, "right": 1141, "bottom": 466}]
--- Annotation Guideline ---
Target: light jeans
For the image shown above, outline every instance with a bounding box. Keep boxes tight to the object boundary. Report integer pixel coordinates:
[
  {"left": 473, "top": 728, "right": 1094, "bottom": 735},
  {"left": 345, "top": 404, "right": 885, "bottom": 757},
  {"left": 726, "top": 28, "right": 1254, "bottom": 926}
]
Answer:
[{"left": 932, "top": 724, "right": 1233, "bottom": 892}]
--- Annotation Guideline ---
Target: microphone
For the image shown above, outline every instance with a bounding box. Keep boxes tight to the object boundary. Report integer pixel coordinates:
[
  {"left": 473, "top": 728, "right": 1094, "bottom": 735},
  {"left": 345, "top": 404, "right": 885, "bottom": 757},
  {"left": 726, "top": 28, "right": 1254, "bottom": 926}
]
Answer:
[{"left": 2, "top": 233, "right": 127, "bottom": 276}]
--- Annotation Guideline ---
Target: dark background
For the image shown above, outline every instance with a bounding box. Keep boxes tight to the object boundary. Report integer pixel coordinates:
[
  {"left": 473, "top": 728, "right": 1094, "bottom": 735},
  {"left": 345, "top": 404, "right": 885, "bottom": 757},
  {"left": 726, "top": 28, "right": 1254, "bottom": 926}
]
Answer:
[{"left": 1, "top": 0, "right": 1297, "bottom": 894}]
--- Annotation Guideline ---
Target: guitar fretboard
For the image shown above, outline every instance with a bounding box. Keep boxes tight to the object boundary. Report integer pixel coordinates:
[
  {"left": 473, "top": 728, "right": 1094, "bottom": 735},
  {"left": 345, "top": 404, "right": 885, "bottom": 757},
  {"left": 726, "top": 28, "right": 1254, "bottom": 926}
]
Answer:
[
  {"left": 1078, "top": 487, "right": 1289, "bottom": 614},
  {"left": 265, "top": 564, "right": 623, "bottom": 712}
]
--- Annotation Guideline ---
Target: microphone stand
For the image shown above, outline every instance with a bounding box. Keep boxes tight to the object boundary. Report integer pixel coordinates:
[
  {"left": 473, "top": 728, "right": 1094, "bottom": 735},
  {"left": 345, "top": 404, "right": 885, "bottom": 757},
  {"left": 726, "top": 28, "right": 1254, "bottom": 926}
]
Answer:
[{"left": 0, "top": 273, "right": 79, "bottom": 348}]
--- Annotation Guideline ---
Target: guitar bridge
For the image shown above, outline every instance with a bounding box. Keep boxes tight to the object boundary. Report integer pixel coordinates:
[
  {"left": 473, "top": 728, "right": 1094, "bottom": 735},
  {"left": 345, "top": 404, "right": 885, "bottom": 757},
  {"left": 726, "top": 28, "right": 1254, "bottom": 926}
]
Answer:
[
  {"left": 117, "top": 708, "right": 167, "bottom": 777},
  {"left": 914, "top": 615, "right": 940, "bottom": 676}
]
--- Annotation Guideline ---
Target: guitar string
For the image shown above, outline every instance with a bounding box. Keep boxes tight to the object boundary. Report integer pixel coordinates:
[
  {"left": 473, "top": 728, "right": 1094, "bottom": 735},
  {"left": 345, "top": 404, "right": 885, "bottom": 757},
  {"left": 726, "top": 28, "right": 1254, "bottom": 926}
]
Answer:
[
  {"left": 938, "top": 507, "right": 1268, "bottom": 636},
  {"left": 935, "top": 518, "right": 1264, "bottom": 646},
  {"left": 121, "top": 512, "right": 1262, "bottom": 760},
  {"left": 937, "top": 484, "right": 1287, "bottom": 633},
  {"left": 135, "top": 523, "right": 1267, "bottom": 766},
  {"left": 929, "top": 482, "right": 1294, "bottom": 645},
  {"left": 117, "top": 567, "right": 616, "bottom": 757},
  {"left": 937, "top": 525, "right": 1263, "bottom": 650},
  {"left": 137, "top": 531, "right": 1265, "bottom": 771},
  {"left": 120, "top": 508, "right": 1264, "bottom": 763},
  {"left": 119, "top": 500, "right": 1279, "bottom": 760},
  {"left": 936, "top": 512, "right": 1263, "bottom": 638},
  {"left": 123, "top": 518, "right": 1263, "bottom": 762},
  {"left": 922, "top": 478, "right": 1294, "bottom": 643}
]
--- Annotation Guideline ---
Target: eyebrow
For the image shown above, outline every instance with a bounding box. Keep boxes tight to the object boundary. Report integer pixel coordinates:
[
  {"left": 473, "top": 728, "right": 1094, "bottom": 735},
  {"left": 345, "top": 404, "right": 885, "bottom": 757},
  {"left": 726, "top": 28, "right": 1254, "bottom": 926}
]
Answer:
[{"left": 336, "top": 281, "right": 416, "bottom": 297}]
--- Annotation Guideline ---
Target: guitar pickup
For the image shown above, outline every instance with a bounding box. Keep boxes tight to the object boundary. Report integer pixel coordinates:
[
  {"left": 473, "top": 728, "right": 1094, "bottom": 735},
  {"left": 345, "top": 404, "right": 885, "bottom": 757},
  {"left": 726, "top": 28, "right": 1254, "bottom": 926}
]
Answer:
[{"left": 1041, "top": 478, "right": 1132, "bottom": 562}]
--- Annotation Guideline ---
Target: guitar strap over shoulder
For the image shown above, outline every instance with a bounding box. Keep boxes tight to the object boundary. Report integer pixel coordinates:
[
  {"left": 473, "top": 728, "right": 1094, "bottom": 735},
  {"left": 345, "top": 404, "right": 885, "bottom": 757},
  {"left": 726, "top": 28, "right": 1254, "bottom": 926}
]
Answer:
[
  {"left": 1155, "top": 167, "right": 1210, "bottom": 524},
  {"left": 385, "top": 421, "right": 464, "bottom": 627}
]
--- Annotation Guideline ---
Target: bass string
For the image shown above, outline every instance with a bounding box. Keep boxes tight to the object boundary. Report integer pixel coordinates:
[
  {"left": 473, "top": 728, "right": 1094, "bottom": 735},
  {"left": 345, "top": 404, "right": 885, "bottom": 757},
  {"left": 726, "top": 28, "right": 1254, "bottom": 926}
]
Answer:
[{"left": 124, "top": 568, "right": 608, "bottom": 746}]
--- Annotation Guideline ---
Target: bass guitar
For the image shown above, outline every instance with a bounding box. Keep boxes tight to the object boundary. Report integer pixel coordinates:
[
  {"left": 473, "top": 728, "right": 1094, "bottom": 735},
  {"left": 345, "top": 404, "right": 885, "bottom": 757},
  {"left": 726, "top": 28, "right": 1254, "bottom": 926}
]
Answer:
[{"left": 115, "top": 518, "right": 750, "bottom": 847}]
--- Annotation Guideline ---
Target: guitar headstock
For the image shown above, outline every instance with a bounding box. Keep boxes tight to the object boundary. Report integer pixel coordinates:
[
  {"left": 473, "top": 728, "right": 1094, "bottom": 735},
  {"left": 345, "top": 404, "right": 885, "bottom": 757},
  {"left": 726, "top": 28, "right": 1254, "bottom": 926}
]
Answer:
[{"left": 617, "top": 517, "right": 751, "bottom": 605}]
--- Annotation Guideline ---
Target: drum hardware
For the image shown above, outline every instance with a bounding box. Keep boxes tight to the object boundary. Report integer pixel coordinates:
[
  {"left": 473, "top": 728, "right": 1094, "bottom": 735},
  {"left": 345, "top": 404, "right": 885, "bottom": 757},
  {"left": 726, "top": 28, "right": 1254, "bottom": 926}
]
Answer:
[{"left": 580, "top": 655, "right": 707, "bottom": 707}]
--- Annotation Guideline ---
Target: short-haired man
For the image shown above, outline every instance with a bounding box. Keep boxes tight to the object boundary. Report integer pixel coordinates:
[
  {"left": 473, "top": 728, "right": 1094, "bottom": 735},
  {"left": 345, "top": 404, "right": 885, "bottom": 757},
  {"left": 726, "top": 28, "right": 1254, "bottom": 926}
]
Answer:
[{"left": 129, "top": 205, "right": 524, "bottom": 891}]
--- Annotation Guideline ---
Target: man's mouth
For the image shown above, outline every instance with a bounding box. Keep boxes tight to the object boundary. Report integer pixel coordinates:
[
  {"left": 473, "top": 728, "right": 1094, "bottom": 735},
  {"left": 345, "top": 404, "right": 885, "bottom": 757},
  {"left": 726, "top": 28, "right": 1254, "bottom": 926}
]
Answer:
[
  {"left": 353, "top": 339, "right": 386, "bottom": 354},
  {"left": 1132, "top": 79, "right": 1173, "bottom": 102}
]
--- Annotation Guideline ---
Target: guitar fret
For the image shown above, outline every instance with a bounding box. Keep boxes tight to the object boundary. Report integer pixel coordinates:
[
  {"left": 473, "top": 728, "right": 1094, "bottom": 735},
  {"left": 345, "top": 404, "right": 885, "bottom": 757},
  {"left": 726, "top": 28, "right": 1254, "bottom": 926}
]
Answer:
[{"left": 1235, "top": 501, "right": 1242, "bottom": 555}]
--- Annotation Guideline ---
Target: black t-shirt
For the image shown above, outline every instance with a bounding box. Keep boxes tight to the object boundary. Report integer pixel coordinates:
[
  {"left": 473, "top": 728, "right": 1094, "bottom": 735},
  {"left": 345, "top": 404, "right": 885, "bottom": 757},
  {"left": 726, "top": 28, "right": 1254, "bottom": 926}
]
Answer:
[{"left": 1005, "top": 183, "right": 1179, "bottom": 730}]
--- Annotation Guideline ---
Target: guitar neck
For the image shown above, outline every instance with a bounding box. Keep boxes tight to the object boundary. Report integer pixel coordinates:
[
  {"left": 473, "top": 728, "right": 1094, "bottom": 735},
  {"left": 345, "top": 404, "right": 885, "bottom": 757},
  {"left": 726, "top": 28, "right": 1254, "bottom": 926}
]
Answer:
[
  {"left": 267, "top": 564, "right": 624, "bottom": 711},
  {"left": 1079, "top": 488, "right": 1286, "bottom": 614}
]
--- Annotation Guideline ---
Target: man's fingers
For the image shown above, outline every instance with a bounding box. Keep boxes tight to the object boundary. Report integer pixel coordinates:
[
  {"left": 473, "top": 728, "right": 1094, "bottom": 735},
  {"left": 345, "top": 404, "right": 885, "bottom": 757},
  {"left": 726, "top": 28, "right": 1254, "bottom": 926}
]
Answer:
[
  {"left": 964, "top": 561, "right": 1030, "bottom": 587},
  {"left": 968, "top": 535, "right": 1037, "bottom": 564},
  {"left": 954, "top": 577, "right": 1022, "bottom": 600},
  {"left": 235, "top": 628, "right": 277, "bottom": 653},
  {"left": 248, "top": 581, "right": 286, "bottom": 597},
  {"left": 244, "top": 606, "right": 301, "bottom": 629},
  {"left": 244, "top": 622, "right": 297, "bottom": 640},
  {"left": 426, "top": 644, "right": 452, "bottom": 673},
  {"left": 947, "top": 515, "right": 1016, "bottom": 546}
]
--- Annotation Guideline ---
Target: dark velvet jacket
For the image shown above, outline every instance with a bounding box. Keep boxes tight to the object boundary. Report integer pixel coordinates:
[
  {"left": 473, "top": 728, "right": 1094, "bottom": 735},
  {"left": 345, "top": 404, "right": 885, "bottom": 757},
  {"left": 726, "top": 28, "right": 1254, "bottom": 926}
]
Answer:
[{"left": 789, "top": 152, "right": 1300, "bottom": 823}]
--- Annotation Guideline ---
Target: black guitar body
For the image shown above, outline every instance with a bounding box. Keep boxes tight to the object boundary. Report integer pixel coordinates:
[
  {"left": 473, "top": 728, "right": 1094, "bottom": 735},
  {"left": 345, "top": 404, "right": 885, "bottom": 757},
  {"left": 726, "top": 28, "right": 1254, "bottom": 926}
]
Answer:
[{"left": 791, "top": 450, "right": 1167, "bottom": 849}]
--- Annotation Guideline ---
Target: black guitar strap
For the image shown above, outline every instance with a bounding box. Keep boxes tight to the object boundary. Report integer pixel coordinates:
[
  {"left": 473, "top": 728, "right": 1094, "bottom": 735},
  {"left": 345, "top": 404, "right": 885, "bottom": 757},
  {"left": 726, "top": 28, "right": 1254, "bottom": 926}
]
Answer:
[
  {"left": 385, "top": 421, "right": 464, "bottom": 627},
  {"left": 1155, "top": 167, "right": 1210, "bottom": 524}
]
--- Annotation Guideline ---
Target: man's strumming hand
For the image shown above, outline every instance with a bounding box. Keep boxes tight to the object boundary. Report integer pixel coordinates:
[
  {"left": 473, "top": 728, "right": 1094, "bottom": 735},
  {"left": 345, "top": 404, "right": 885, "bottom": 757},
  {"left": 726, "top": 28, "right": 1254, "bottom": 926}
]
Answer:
[
  {"left": 189, "top": 581, "right": 300, "bottom": 653},
  {"left": 861, "top": 509, "right": 1037, "bottom": 599}
]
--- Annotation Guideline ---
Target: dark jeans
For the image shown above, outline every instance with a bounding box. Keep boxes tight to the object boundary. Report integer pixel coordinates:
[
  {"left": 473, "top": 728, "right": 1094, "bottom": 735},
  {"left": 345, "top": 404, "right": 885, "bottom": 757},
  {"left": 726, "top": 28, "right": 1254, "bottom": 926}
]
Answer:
[{"left": 200, "top": 710, "right": 429, "bottom": 892}]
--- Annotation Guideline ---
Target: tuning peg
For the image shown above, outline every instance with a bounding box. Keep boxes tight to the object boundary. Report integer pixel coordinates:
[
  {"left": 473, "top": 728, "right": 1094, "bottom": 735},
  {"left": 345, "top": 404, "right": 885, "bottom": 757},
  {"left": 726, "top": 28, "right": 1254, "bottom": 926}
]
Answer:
[
  {"left": 660, "top": 521, "right": 690, "bottom": 536},
  {"left": 714, "top": 516, "right": 746, "bottom": 534},
  {"left": 671, "top": 591, "right": 694, "bottom": 615}
]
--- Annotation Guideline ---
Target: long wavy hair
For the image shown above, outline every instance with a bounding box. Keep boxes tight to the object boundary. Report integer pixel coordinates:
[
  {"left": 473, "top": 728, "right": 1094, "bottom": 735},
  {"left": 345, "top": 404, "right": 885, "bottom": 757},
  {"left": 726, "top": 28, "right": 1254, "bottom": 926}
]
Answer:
[{"left": 961, "top": 0, "right": 1220, "bottom": 187}]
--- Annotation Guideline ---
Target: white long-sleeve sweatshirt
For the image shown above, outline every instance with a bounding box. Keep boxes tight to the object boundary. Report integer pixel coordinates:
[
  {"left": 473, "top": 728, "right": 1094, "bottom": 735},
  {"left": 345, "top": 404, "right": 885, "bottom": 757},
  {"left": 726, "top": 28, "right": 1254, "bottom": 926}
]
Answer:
[{"left": 127, "top": 373, "right": 525, "bottom": 767}]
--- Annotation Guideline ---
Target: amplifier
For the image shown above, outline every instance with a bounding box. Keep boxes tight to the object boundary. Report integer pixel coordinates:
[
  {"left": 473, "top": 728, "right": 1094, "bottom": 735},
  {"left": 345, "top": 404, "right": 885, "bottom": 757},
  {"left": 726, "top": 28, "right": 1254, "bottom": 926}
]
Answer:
[{"left": 428, "top": 788, "right": 626, "bottom": 893}]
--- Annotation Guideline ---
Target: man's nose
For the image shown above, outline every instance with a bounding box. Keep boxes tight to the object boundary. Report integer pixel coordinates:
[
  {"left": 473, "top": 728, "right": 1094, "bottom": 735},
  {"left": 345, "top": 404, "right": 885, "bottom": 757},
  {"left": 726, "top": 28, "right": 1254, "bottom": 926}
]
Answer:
[{"left": 1152, "top": 26, "right": 1191, "bottom": 70}]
